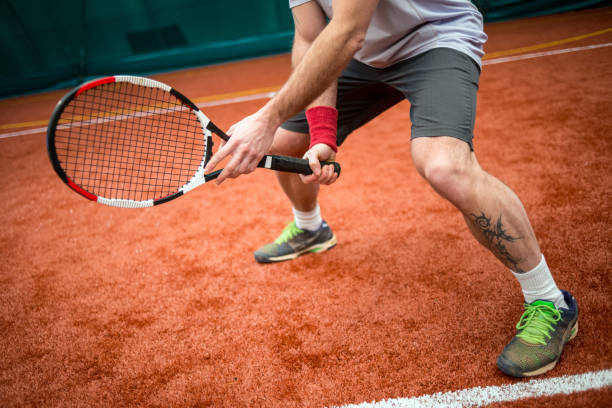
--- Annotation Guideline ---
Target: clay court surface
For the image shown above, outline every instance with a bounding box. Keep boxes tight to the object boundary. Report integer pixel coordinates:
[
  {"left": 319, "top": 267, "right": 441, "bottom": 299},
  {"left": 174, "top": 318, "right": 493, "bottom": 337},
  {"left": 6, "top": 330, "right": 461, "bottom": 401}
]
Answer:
[{"left": 1, "top": 7, "right": 611, "bottom": 408}]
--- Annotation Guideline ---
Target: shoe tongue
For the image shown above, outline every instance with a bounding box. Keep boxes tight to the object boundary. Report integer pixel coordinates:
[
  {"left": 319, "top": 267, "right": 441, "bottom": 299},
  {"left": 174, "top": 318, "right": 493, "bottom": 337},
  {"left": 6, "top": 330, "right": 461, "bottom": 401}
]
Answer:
[{"left": 531, "top": 299, "right": 555, "bottom": 308}]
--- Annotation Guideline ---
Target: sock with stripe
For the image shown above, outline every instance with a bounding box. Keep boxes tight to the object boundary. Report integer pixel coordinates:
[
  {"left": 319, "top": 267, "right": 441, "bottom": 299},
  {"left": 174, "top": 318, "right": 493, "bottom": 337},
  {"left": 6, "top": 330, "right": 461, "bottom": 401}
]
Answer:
[{"left": 292, "top": 204, "right": 322, "bottom": 232}]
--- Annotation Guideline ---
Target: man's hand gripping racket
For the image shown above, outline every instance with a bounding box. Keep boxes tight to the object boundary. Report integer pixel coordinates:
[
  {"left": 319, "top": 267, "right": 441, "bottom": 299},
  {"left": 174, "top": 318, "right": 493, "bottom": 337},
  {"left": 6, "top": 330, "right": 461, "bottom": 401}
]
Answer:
[{"left": 46, "top": 75, "right": 341, "bottom": 208}]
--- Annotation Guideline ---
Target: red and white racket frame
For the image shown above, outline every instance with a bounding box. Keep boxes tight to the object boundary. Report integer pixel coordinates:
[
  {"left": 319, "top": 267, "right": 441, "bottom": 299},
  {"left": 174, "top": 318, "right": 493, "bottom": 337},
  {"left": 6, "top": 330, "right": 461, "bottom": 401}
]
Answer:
[{"left": 47, "top": 75, "right": 340, "bottom": 208}]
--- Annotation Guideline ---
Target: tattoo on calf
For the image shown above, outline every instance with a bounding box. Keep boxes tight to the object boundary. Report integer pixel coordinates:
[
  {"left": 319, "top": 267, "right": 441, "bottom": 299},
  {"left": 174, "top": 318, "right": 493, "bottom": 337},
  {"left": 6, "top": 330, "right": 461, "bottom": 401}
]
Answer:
[{"left": 470, "top": 212, "right": 524, "bottom": 272}]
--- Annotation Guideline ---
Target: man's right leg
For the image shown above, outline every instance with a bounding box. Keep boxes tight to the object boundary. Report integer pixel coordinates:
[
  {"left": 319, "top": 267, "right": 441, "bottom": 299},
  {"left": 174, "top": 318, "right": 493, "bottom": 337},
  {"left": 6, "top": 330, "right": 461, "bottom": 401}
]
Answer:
[
  {"left": 253, "top": 59, "right": 404, "bottom": 263},
  {"left": 253, "top": 128, "right": 336, "bottom": 263},
  {"left": 272, "top": 128, "right": 320, "bottom": 213}
]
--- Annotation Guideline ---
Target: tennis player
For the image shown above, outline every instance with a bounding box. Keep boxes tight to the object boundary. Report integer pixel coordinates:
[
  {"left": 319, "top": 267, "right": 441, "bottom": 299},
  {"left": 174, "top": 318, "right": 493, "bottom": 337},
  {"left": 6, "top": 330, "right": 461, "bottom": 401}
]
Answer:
[{"left": 204, "top": 0, "right": 578, "bottom": 378}]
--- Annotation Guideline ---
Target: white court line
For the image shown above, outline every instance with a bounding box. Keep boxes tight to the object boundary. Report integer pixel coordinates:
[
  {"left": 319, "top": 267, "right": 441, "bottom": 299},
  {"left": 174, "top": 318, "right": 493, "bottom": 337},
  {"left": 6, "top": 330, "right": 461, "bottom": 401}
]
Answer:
[
  {"left": 196, "top": 91, "right": 277, "bottom": 107},
  {"left": 1, "top": 42, "right": 610, "bottom": 140},
  {"left": 482, "top": 42, "right": 612, "bottom": 65},
  {"left": 331, "top": 369, "right": 612, "bottom": 408},
  {"left": 0, "top": 91, "right": 278, "bottom": 140}
]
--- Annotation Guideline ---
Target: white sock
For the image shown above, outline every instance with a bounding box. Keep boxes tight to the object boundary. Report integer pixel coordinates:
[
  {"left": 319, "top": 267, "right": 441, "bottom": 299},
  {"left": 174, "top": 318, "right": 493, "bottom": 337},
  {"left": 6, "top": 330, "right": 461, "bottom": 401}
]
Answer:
[
  {"left": 292, "top": 204, "right": 322, "bottom": 231},
  {"left": 511, "top": 255, "right": 568, "bottom": 309}
]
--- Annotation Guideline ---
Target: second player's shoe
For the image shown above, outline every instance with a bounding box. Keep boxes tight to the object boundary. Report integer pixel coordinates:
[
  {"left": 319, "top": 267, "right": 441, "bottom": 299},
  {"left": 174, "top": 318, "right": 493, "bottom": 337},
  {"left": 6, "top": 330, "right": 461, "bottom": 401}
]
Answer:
[
  {"left": 254, "top": 220, "right": 336, "bottom": 263},
  {"left": 497, "top": 290, "right": 578, "bottom": 377}
]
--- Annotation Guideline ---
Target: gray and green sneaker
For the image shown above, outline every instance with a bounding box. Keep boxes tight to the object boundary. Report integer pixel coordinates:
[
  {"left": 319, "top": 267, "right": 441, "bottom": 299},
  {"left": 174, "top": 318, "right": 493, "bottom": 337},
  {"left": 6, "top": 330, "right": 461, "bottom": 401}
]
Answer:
[
  {"left": 497, "top": 290, "right": 578, "bottom": 377},
  {"left": 254, "top": 220, "right": 336, "bottom": 263}
]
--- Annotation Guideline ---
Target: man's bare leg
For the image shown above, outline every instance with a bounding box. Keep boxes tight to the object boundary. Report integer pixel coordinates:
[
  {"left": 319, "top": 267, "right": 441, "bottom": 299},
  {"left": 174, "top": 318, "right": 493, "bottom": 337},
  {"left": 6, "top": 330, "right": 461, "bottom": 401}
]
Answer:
[
  {"left": 270, "top": 128, "right": 320, "bottom": 212},
  {"left": 252, "top": 127, "right": 335, "bottom": 263},
  {"left": 411, "top": 136, "right": 541, "bottom": 272}
]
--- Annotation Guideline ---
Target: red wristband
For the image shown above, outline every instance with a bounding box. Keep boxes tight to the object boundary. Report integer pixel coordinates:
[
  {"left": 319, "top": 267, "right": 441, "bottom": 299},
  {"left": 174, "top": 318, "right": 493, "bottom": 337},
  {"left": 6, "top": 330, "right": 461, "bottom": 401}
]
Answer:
[{"left": 306, "top": 106, "right": 338, "bottom": 152}]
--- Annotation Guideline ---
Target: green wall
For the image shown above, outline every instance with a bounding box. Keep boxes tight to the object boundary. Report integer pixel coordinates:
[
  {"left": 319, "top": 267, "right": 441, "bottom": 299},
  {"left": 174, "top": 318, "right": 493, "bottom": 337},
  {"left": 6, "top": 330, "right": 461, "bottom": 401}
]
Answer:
[
  {"left": 473, "top": 0, "right": 607, "bottom": 22},
  {"left": 1, "top": 0, "right": 294, "bottom": 96},
  {"left": 0, "top": 0, "right": 608, "bottom": 97}
]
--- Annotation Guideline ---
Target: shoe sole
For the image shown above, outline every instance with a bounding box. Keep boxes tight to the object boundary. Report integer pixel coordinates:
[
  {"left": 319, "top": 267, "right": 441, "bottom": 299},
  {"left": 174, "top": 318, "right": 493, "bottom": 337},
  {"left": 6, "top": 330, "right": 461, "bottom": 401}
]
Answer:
[
  {"left": 499, "top": 321, "right": 578, "bottom": 378},
  {"left": 254, "top": 235, "right": 337, "bottom": 264}
]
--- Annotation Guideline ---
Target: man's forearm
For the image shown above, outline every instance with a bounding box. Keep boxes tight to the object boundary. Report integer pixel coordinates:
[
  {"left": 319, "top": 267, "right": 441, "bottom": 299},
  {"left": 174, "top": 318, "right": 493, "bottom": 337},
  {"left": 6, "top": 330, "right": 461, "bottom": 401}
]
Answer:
[
  {"left": 291, "top": 26, "right": 337, "bottom": 109},
  {"left": 202, "top": 0, "right": 378, "bottom": 183},
  {"left": 263, "top": 18, "right": 366, "bottom": 127}
]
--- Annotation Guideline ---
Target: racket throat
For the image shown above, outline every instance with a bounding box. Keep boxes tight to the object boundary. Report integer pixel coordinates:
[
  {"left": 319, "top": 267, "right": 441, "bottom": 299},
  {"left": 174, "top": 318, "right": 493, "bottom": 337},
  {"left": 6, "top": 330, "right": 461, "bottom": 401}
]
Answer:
[{"left": 205, "top": 136, "right": 213, "bottom": 166}]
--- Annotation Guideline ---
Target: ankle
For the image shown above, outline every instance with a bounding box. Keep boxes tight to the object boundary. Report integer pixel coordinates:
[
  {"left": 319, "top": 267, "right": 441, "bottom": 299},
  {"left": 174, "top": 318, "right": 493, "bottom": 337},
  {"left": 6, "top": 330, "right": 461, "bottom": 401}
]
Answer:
[
  {"left": 292, "top": 204, "right": 322, "bottom": 231},
  {"left": 512, "top": 255, "right": 568, "bottom": 309}
]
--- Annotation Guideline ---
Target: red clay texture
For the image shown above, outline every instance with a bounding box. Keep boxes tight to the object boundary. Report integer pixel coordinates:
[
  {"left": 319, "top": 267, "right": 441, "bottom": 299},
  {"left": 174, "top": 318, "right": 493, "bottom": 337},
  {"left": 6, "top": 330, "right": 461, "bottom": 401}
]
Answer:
[{"left": 0, "top": 7, "right": 611, "bottom": 408}]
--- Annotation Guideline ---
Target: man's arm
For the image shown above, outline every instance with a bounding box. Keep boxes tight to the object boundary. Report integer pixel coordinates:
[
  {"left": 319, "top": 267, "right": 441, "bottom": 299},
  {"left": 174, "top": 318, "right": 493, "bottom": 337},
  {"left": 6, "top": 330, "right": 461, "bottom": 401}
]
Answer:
[
  {"left": 291, "top": 1, "right": 336, "bottom": 113},
  {"left": 205, "top": 0, "right": 380, "bottom": 183},
  {"left": 291, "top": 1, "right": 336, "bottom": 108},
  {"left": 292, "top": 2, "right": 339, "bottom": 184},
  {"left": 268, "top": 0, "right": 378, "bottom": 123}
]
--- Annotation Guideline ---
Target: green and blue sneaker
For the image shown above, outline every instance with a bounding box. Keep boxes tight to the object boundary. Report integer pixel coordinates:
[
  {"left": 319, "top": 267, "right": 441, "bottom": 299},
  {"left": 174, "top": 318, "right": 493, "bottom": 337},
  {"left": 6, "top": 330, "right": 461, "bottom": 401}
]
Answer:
[
  {"left": 254, "top": 220, "right": 336, "bottom": 264},
  {"left": 497, "top": 290, "right": 578, "bottom": 377}
]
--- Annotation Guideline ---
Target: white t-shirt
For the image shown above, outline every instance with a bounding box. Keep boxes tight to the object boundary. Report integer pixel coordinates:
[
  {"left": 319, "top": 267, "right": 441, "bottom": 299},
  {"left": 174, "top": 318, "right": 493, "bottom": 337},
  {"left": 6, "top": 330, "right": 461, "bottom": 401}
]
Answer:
[{"left": 288, "top": 0, "right": 487, "bottom": 68}]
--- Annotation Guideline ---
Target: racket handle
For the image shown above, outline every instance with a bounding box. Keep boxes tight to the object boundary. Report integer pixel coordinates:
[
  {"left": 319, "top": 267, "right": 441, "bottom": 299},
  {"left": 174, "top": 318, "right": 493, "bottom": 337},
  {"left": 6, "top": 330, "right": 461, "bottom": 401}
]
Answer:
[{"left": 258, "top": 155, "right": 341, "bottom": 176}]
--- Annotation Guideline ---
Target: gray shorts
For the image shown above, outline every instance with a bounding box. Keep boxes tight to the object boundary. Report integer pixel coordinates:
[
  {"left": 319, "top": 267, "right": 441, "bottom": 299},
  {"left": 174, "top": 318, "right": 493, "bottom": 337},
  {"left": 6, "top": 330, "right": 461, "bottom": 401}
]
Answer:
[{"left": 281, "top": 47, "right": 481, "bottom": 149}]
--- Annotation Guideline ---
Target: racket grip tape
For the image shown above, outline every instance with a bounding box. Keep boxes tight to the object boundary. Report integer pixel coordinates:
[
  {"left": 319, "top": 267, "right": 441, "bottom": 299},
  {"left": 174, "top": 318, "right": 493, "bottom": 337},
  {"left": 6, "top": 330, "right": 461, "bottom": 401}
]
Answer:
[{"left": 258, "top": 155, "right": 341, "bottom": 176}]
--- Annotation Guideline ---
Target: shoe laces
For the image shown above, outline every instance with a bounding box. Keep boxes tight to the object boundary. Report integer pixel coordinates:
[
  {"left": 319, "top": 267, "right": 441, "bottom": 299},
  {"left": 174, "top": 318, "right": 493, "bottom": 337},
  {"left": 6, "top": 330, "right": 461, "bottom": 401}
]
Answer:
[
  {"left": 516, "top": 302, "right": 562, "bottom": 345},
  {"left": 274, "top": 221, "right": 303, "bottom": 244}
]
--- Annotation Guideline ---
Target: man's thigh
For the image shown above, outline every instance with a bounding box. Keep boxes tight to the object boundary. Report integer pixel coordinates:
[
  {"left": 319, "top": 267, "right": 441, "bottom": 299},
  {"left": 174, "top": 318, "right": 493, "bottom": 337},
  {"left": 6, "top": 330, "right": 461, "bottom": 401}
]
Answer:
[
  {"left": 280, "top": 48, "right": 480, "bottom": 149},
  {"left": 384, "top": 47, "right": 481, "bottom": 150}
]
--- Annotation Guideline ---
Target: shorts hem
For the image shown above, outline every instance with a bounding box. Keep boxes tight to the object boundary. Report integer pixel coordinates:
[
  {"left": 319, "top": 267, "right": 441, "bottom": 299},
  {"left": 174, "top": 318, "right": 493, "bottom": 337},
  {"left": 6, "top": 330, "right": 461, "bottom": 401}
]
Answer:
[
  {"left": 280, "top": 121, "right": 309, "bottom": 135},
  {"left": 411, "top": 128, "right": 474, "bottom": 150}
]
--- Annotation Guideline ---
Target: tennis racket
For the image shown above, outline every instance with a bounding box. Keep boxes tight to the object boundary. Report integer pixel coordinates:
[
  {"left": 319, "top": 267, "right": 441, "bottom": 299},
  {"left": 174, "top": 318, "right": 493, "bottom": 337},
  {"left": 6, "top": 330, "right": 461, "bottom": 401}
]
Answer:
[{"left": 46, "top": 75, "right": 340, "bottom": 208}]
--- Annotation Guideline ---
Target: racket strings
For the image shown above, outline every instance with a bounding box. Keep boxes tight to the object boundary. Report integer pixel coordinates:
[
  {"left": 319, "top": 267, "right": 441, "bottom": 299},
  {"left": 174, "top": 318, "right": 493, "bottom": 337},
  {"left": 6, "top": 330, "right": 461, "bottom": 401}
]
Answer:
[{"left": 54, "top": 82, "right": 205, "bottom": 201}]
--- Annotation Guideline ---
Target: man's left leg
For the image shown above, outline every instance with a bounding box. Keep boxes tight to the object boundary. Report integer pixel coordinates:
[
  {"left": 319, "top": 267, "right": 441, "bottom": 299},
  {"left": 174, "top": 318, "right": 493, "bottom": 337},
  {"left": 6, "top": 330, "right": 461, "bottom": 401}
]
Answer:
[
  {"left": 411, "top": 136, "right": 578, "bottom": 377},
  {"left": 412, "top": 136, "right": 541, "bottom": 271}
]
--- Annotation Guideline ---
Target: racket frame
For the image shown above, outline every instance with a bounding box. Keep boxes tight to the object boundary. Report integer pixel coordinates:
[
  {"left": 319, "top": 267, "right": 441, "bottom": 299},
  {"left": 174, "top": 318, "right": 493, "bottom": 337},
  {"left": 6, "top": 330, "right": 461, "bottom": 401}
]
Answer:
[
  {"left": 48, "top": 75, "right": 219, "bottom": 208},
  {"left": 47, "top": 75, "right": 340, "bottom": 208}
]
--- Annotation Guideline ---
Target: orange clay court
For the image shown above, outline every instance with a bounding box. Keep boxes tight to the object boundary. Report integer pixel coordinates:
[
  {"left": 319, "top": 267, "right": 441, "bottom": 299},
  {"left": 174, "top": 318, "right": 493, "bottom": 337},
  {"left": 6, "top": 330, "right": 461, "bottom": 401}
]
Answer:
[{"left": 0, "top": 7, "right": 611, "bottom": 408}]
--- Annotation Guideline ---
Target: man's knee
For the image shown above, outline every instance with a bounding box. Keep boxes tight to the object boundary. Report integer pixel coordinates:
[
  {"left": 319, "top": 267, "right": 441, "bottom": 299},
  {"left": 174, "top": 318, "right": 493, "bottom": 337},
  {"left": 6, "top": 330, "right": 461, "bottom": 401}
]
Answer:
[
  {"left": 411, "top": 136, "right": 479, "bottom": 206},
  {"left": 270, "top": 128, "right": 310, "bottom": 157}
]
